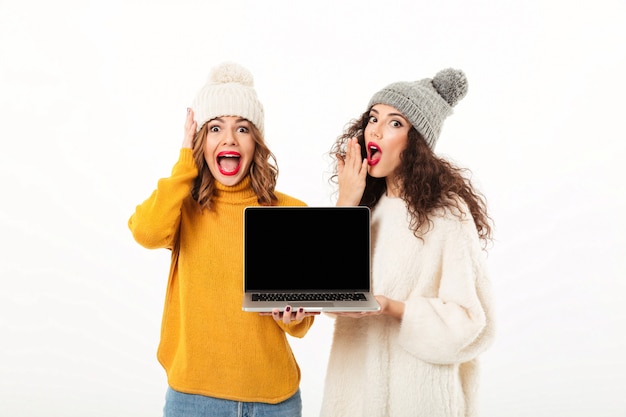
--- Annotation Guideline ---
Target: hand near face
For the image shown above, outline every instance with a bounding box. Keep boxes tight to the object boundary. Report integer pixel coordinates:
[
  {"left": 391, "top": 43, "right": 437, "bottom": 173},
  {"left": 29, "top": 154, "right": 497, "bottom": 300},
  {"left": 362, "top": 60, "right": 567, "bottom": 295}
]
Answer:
[
  {"left": 336, "top": 137, "right": 368, "bottom": 206},
  {"left": 182, "top": 108, "right": 197, "bottom": 149}
]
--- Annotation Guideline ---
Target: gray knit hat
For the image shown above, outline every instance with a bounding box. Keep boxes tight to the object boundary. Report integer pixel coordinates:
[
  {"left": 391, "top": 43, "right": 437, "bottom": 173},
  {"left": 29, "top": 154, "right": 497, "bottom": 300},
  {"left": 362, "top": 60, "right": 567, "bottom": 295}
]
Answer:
[
  {"left": 367, "top": 68, "right": 468, "bottom": 149},
  {"left": 191, "top": 62, "right": 264, "bottom": 134}
]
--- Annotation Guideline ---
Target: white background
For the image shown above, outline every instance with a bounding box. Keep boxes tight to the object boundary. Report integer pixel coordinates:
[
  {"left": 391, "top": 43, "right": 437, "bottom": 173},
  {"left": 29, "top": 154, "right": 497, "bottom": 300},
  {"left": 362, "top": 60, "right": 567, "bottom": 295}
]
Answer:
[{"left": 1, "top": 0, "right": 625, "bottom": 416}]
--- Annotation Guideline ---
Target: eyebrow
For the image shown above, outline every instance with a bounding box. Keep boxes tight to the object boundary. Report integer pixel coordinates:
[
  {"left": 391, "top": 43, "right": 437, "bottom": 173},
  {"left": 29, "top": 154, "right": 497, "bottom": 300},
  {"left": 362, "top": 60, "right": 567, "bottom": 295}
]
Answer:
[
  {"left": 370, "top": 108, "right": 409, "bottom": 123},
  {"left": 211, "top": 117, "right": 251, "bottom": 125}
]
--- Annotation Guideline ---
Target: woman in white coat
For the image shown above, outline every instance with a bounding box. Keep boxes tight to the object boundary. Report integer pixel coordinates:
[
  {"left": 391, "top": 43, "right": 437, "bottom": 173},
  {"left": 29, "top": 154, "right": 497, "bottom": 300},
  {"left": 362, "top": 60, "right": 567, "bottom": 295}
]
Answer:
[{"left": 320, "top": 68, "right": 495, "bottom": 417}]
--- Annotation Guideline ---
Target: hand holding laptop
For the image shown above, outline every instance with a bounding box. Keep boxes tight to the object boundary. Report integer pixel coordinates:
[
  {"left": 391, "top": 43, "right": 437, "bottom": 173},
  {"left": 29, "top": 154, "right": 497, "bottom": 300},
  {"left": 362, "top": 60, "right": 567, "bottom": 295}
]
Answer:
[
  {"left": 330, "top": 295, "right": 404, "bottom": 319},
  {"left": 259, "top": 305, "right": 321, "bottom": 323}
]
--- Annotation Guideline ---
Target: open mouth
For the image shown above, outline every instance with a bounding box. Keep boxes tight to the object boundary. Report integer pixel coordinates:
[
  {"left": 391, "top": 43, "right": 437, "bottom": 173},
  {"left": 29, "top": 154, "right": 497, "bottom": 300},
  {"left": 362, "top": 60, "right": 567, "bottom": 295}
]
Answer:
[
  {"left": 217, "top": 151, "right": 241, "bottom": 176},
  {"left": 367, "top": 142, "right": 381, "bottom": 166}
]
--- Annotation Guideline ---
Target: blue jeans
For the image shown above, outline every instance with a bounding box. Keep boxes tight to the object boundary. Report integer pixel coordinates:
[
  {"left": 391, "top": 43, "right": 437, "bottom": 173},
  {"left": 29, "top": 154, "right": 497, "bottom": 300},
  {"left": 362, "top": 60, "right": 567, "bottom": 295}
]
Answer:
[{"left": 163, "top": 387, "right": 302, "bottom": 417}]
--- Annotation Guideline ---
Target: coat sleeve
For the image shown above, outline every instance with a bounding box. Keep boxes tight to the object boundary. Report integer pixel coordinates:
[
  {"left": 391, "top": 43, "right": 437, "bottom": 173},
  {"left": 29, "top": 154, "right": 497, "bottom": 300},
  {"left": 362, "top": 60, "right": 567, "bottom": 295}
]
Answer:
[
  {"left": 397, "top": 213, "right": 495, "bottom": 365},
  {"left": 128, "top": 149, "right": 198, "bottom": 250}
]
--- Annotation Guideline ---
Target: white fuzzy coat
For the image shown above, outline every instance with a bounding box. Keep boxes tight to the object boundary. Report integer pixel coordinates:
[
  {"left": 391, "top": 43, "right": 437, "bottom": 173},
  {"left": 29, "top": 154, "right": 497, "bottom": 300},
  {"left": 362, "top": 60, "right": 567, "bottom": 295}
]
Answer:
[{"left": 320, "top": 195, "right": 495, "bottom": 417}]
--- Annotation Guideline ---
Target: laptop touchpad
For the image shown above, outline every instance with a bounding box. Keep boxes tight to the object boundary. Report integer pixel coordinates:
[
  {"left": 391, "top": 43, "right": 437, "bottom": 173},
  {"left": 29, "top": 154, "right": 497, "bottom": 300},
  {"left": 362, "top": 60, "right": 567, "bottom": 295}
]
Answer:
[{"left": 295, "top": 302, "right": 335, "bottom": 308}]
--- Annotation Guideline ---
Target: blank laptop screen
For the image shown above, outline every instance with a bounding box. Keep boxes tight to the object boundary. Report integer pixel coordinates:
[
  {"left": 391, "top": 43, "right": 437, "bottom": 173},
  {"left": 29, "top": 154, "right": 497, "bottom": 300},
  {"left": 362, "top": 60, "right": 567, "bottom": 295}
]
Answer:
[{"left": 244, "top": 206, "right": 371, "bottom": 292}]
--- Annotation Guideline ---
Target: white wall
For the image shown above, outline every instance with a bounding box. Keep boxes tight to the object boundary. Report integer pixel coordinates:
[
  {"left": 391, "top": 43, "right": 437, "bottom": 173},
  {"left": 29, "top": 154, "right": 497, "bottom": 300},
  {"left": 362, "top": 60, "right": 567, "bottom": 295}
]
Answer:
[{"left": 1, "top": 1, "right": 625, "bottom": 416}]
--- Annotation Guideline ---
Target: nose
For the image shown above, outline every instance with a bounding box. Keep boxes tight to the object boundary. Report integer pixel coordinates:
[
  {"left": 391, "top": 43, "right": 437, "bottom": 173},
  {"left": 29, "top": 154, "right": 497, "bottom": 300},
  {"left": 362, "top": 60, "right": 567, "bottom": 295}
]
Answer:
[
  {"left": 222, "top": 130, "right": 237, "bottom": 146},
  {"left": 370, "top": 126, "right": 381, "bottom": 139}
]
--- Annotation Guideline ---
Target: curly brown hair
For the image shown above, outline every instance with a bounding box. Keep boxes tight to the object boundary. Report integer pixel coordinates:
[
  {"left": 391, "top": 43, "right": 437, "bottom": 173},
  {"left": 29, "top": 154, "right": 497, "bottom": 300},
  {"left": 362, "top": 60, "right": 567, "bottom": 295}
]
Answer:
[
  {"left": 191, "top": 121, "right": 279, "bottom": 211},
  {"left": 330, "top": 110, "right": 493, "bottom": 248}
]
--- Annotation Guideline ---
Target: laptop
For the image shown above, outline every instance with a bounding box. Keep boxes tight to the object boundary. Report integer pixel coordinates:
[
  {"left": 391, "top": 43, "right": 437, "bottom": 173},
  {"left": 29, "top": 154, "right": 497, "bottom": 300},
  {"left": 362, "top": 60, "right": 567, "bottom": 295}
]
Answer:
[{"left": 242, "top": 206, "right": 380, "bottom": 312}]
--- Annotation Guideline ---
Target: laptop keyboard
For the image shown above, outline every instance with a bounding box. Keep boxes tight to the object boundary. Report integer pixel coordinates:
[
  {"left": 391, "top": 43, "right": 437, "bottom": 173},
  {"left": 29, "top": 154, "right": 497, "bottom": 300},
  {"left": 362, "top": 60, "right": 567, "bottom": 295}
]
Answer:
[{"left": 251, "top": 293, "right": 367, "bottom": 302}]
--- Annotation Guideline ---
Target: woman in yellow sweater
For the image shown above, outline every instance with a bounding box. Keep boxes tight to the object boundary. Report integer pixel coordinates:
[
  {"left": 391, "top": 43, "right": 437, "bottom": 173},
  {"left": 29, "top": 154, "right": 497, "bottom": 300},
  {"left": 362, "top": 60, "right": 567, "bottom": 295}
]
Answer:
[{"left": 128, "top": 62, "right": 317, "bottom": 417}]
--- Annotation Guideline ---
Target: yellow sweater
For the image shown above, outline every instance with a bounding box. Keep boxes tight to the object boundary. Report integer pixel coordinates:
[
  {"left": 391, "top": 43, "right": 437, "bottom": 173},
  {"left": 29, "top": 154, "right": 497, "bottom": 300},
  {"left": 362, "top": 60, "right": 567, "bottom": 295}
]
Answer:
[{"left": 128, "top": 148, "right": 314, "bottom": 403}]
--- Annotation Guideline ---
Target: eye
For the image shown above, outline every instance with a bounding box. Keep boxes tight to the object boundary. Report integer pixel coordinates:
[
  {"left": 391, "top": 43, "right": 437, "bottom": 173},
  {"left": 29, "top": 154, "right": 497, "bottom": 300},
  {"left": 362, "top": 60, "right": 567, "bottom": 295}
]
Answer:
[
  {"left": 368, "top": 116, "right": 377, "bottom": 123},
  {"left": 209, "top": 125, "right": 221, "bottom": 132},
  {"left": 391, "top": 120, "right": 403, "bottom": 128},
  {"left": 237, "top": 126, "right": 250, "bottom": 133}
]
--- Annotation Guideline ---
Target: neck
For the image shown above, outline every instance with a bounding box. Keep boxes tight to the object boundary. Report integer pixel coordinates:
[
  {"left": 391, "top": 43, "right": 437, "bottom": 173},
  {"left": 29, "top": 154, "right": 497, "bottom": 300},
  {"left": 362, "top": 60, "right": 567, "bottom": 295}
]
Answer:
[{"left": 385, "top": 176, "right": 402, "bottom": 197}]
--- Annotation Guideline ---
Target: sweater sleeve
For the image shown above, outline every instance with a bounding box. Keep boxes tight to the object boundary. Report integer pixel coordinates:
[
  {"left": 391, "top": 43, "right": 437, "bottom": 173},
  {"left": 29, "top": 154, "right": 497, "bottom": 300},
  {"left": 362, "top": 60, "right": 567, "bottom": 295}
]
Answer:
[
  {"left": 275, "top": 316, "right": 315, "bottom": 338},
  {"left": 128, "top": 148, "right": 198, "bottom": 250},
  {"left": 397, "top": 213, "right": 495, "bottom": 365}
]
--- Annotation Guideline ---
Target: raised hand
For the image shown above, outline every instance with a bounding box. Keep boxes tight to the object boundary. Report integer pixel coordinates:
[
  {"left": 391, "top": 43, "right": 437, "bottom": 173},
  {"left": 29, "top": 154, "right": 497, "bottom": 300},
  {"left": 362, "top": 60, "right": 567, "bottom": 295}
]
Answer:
[
  {"left": 336, "top": 137, "right": 368, "bottom": 206},
  {"left": 182, "top": 108, "right": 197, "bottom": 149}
]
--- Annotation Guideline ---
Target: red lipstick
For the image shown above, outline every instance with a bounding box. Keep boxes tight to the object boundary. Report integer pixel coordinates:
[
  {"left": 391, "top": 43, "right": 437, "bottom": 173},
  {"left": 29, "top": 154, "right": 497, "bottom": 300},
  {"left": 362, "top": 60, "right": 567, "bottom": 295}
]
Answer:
[
  {"left": 367, "top": 142, "right": 381, "bottom": 166},
  {"left": 217, "top": 151, "right": 241, "bottom": 176}
]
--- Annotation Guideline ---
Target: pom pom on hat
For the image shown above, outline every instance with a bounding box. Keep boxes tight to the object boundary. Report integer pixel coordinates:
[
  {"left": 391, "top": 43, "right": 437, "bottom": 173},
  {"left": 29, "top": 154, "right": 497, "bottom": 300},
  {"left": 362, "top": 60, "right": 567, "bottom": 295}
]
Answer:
[
  {"left": 191, "top": 62, "right": 264, "bottom": 134},
  {"left": 209, "top": 61, "right": 254, "bottom": 86},
  {"left": 368, "top": 68, "right": 468, "bottom": 149},
  {"left": 432, "top": 68, "right": 468, "bottom": 107}
]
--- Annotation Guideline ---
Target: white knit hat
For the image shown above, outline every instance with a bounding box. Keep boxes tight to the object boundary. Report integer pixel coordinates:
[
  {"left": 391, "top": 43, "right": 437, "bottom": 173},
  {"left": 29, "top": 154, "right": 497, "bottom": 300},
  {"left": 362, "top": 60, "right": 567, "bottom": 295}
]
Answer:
[{"left": 191, "top": 62, "right": 264, "bottom": 134}]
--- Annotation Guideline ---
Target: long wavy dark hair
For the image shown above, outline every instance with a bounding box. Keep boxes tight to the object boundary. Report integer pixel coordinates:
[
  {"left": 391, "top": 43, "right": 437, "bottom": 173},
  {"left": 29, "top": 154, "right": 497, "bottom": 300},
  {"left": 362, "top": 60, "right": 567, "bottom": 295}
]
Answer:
[
  {"left": 191, "top": 121, "right": 279, "bottom": 211},
  {"left": 329, "top": 110, "right": 493, "bottom": 248}
]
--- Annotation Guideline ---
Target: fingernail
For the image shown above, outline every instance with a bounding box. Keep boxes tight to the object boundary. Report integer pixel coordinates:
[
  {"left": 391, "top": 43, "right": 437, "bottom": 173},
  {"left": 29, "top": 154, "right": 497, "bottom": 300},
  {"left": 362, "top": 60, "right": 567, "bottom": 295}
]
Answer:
[
  {"left": 272, "top": 311, "right": 278, "bottom": 315},
  {"left": 299, "top": 308, "right": 304, "bottom": 313},
  {"left": 187, "top": 107, "right": 191, "bottom": 113},
  {"left": 285, "top": 306, "right": 291, "bottom": 312}
]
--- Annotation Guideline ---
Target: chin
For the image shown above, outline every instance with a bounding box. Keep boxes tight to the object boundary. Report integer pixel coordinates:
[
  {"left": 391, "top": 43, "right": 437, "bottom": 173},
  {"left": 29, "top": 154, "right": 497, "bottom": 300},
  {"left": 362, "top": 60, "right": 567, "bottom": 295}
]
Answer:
[{"left": 367, "top": 167, "right": 384, "bottom": 178}]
